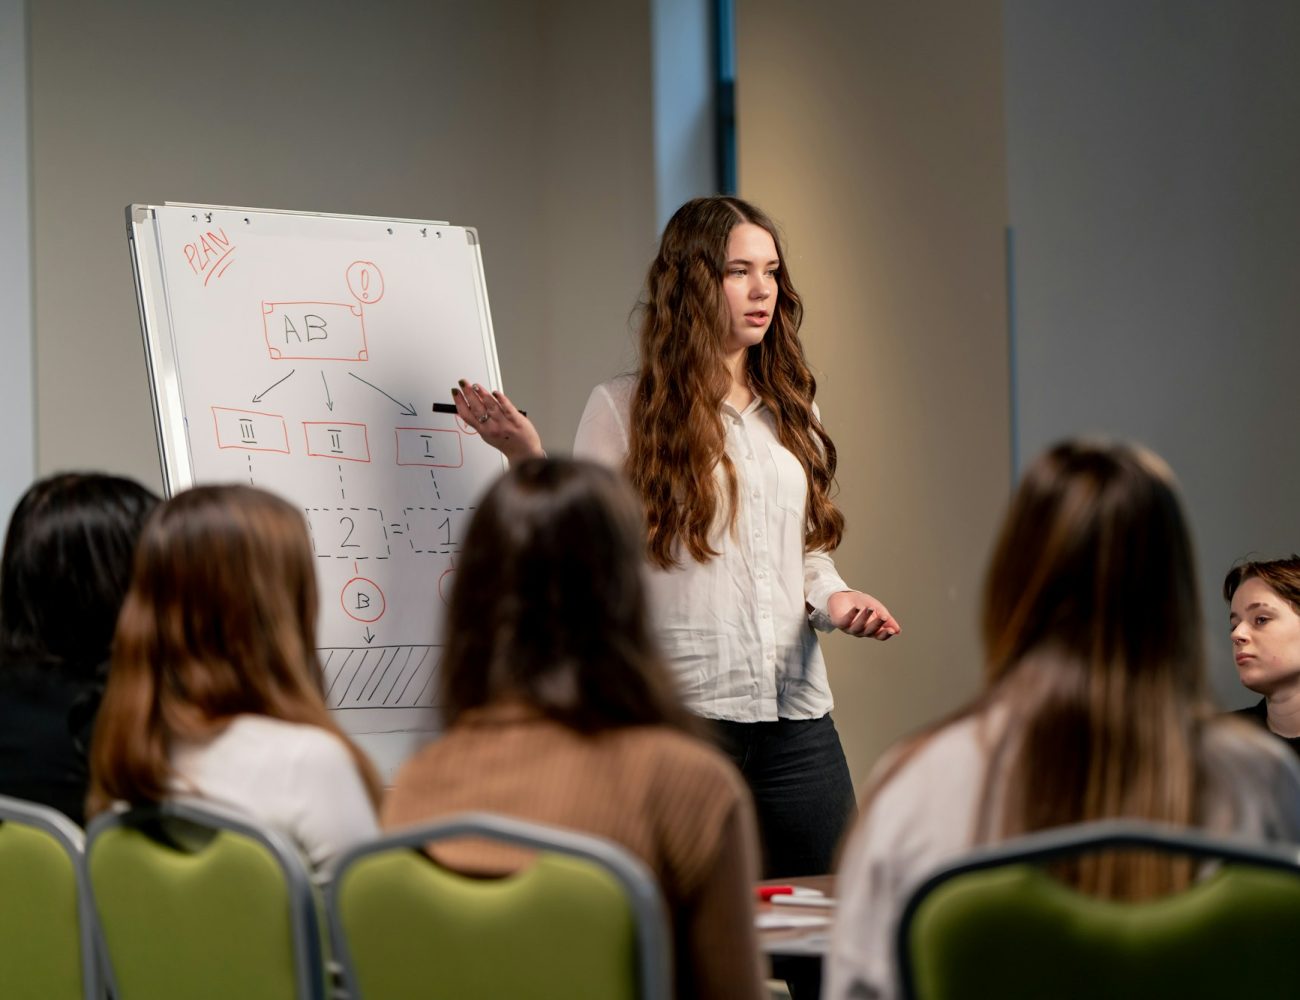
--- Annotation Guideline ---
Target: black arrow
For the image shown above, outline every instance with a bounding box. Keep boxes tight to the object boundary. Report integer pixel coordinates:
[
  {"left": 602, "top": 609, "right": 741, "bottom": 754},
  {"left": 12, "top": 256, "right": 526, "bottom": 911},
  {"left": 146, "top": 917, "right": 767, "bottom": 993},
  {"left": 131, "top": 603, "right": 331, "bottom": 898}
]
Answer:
[
  {"left": 252, "top": 368, "right": 295, "bottom": 403},
  {"left": 321, "top": 371, "right": 334, "bottom": 412},
  {"left": 349, "top": 372, "right": 417, "bottom": 415},
  {"left": 363, "top": 627, "right": 376, "bottom": 644}
]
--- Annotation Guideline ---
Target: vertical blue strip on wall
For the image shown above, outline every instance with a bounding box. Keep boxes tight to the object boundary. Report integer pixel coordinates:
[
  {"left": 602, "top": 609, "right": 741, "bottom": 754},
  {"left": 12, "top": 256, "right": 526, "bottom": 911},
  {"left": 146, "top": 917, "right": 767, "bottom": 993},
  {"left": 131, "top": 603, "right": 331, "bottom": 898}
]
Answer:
[{"left": 713, "top": 0, "right": 737, "bottom": 194}]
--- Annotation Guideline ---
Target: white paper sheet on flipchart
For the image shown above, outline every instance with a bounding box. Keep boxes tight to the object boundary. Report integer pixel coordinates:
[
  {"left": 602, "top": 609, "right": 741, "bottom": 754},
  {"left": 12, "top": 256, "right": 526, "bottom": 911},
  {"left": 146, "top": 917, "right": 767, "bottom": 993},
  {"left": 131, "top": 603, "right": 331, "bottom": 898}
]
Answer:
[{"left": 135, "top": 205, "right": 508, "bottom": 780}]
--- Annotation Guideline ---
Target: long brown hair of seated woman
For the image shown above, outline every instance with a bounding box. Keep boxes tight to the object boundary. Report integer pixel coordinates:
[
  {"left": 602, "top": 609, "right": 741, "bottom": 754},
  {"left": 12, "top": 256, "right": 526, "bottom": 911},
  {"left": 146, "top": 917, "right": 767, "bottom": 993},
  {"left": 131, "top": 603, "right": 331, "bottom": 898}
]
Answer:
[{"left": 384, "top": 458, "right": 768, "bottom": 1000}]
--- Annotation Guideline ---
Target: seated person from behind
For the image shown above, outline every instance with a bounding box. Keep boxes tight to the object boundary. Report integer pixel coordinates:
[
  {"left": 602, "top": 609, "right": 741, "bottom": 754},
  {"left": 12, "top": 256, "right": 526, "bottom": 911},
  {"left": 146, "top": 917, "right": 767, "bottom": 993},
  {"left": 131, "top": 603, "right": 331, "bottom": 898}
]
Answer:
[
  {"left": 383, "top": 458, "right": 767, "bottom": 1000},
  {"left": 1227, "top": 556, "right": 1300, "bottom": 755},
  {"left": 0, "top": 473, "right": 157, "bottom": 825},
  {"left": 86, "top": 485, "right": 381, "bottom": 868},
  {"left": 825, "top": 440, "right": 1300, "bottom": 1000}
]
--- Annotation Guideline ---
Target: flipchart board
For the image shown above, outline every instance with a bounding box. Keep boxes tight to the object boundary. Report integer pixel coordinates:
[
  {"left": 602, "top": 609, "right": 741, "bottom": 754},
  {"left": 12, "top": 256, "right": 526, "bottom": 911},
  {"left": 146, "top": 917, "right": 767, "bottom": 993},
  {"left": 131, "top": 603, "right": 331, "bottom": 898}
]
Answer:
[{"left": 127, "top": 203, "right": 509, "bottom": 779}]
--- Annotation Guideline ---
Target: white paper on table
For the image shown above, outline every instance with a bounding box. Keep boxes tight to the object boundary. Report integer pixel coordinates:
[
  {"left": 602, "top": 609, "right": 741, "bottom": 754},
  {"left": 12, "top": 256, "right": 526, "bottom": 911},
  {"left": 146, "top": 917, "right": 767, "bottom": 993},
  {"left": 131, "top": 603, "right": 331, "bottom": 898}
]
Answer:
[{"left": 755, "top": 912, "right": 833, "bottom": 930}]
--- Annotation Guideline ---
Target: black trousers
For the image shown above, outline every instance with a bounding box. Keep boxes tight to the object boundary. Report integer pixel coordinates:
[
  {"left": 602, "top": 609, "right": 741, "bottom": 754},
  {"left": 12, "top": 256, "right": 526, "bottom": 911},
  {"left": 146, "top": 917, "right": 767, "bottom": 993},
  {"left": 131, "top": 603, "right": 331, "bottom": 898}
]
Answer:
[
  {"left": 711, "top": 715, "right": 857, "bottom": 1000},
  {"left": 712, "top": 714, "right": 857, "bottom": 877}
]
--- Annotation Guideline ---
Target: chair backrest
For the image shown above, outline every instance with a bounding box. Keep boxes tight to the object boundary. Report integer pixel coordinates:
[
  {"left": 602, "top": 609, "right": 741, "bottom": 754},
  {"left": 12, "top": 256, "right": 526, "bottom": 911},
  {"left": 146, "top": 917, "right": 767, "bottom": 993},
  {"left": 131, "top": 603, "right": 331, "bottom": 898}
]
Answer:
[
  {"left": 0, "top": 794, "right": 102, "bottom": 1000},
  {"left": 897, "top": 820, "right": 1300, "bottom": 1000},
  {"left": 327, "top": 811, "right": 672, "bottom": 1000},
  {"left": 84, "top": 798, "right": 325, "bottom": 1000}
]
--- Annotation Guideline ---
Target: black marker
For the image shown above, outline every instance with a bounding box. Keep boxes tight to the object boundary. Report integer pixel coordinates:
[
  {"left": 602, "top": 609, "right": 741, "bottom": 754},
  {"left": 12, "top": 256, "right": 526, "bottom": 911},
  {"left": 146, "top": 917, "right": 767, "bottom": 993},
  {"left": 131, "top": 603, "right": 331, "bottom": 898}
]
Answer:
[{"left": 434, "top": 402, "right": 528, "bottom": 417}]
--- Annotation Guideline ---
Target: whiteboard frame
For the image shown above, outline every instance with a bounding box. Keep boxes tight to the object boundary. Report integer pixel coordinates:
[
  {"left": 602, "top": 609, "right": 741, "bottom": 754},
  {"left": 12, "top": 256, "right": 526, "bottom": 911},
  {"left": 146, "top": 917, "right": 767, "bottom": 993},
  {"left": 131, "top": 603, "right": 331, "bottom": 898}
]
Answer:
[{"left": 125, "top": 202, "right": 502, "bottom": 499}]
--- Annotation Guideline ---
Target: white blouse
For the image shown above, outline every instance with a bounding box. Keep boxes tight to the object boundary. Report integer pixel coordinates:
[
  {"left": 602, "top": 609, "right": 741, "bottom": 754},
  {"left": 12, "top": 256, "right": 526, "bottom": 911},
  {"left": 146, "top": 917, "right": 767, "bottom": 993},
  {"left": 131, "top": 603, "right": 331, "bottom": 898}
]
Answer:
[
  {"left": 170, "top": 714, "right": 378, "bottom": 870},
  {"left": 573, "top": 375, "right": 849, "bottom": 722}
]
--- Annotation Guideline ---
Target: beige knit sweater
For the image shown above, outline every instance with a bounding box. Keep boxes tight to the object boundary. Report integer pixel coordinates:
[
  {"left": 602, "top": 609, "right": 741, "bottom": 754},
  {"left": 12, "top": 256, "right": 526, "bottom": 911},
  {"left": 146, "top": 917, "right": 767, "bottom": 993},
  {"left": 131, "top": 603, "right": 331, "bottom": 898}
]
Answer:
[{"left": 383, "top": 702, "right": 767, "bottom": 1000}]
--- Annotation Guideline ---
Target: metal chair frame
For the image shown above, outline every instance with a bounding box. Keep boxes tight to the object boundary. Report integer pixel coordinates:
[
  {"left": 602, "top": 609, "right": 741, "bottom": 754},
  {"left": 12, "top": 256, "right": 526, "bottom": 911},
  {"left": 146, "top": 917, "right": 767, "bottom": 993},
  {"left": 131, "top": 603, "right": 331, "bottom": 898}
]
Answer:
[
  {"left": 896, "top": 819, "right": 1300, "bottom": 999},
  {"left": 84, "top": 797, "right": 326, "bottom": 1000},
  {"left": 0, "top": 793, "right": 104, "bottom": 1000},
  {"left": 327, "top": 811, "right": 673, "bottom": 1000}
]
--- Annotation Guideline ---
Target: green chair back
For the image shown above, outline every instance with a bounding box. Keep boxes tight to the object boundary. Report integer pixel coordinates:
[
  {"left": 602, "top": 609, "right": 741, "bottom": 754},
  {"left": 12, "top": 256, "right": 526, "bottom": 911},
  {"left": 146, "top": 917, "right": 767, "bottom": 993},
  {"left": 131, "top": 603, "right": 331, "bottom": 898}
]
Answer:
[
  {"left": 85, "top": 799, "right": 325, "bottom": 1000},
  {"left": 328, "top": 812, "right": 671, "bottom": 1000},
  {"left": 0, "top": 795, "right": 100, "bottom": 1000},
  {"left": 898, "top": 821, "right": 1300, "bottom": 1000}
]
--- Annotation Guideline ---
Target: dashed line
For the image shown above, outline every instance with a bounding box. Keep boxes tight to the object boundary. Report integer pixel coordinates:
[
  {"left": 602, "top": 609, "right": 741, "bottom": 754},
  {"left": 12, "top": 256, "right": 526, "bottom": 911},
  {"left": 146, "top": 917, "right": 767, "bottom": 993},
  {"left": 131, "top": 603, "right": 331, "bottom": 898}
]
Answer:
[
  {"left": 304, "top": 506, "right": 392, "bottom": 558},
  {"left": 430, "top": 470, "right": 442, "bottom": 499},
  {"left": 337, "top": 463, "right": 346, "bottom": 500},
  {"left": 247, "top": 454, "right": 255, "bottom": 485}
]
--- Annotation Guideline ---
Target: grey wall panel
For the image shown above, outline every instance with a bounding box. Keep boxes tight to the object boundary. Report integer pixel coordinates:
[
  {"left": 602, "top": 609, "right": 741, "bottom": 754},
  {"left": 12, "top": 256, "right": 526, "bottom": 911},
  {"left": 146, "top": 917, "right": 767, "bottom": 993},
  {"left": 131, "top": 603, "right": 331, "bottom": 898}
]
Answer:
[
  {"left": 1004, "top": 0, "right": 1300, "bottom": 706},
  {"left": 30, "top": 0, "right": 657, "bottom": 490}
]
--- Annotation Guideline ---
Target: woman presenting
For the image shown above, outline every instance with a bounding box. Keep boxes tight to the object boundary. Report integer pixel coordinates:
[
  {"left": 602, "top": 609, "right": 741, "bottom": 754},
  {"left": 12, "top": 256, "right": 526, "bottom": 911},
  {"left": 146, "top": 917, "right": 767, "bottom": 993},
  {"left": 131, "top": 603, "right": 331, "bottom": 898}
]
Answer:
[{"left": 452, "top": 196, "right": 899, "bottom": 880}]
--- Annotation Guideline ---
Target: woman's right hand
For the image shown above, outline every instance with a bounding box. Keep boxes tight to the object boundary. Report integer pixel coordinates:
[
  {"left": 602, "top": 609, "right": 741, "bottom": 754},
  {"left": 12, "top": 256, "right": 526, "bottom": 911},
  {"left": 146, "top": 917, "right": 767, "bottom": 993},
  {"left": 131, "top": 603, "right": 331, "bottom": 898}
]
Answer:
[{"left": 451, "top": 379, "right": 545, "bottom": 463}]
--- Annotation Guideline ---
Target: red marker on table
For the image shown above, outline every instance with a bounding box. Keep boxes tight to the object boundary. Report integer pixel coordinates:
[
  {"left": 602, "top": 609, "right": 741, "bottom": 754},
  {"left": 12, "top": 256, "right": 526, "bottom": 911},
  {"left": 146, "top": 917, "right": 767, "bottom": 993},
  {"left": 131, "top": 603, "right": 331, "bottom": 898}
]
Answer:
[{"left": 756, "top": 885, "right": 830, "bottom": 902}]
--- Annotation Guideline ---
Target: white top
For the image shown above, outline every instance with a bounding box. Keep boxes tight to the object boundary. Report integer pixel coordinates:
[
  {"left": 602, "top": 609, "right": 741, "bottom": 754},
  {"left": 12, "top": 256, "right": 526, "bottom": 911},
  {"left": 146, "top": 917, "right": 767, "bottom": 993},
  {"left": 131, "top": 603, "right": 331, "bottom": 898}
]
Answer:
[
  {"left": 170, "top": 714, "right": 379, "bottom": 870},
  {"left": 573, "top": 375, "right": 849, "bottom": 722},
  {"left": 825, "top": 711, "right": 1300, "bottom": 1000}
]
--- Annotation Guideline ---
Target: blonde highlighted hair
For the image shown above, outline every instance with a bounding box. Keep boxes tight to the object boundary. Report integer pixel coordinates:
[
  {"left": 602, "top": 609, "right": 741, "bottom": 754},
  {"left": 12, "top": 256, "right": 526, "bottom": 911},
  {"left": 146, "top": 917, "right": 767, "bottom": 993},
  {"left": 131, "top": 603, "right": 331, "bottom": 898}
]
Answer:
[{"left": 865, "top": 440, "right": 1214, "bottom": 900}]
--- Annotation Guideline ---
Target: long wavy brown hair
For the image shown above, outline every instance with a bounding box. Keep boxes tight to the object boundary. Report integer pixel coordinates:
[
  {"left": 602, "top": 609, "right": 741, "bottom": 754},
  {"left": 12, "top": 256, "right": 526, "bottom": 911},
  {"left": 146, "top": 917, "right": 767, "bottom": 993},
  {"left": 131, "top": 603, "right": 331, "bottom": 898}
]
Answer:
[
  {"left": 627, "top": 196, "right": 844, "bottom": 568},
  {"left": 87, "top": 485, "right": 382, "bottom": 817},
  {"left": 862, "top": 440, "right": 1219, "bottom": 901}
]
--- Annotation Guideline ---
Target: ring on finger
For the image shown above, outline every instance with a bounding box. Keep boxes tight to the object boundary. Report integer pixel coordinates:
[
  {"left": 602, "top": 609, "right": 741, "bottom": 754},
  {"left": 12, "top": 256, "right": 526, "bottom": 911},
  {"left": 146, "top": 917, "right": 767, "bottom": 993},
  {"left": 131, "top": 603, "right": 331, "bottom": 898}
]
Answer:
[{"left": 478, "top": 412, "right": 491, "bottom": 423}]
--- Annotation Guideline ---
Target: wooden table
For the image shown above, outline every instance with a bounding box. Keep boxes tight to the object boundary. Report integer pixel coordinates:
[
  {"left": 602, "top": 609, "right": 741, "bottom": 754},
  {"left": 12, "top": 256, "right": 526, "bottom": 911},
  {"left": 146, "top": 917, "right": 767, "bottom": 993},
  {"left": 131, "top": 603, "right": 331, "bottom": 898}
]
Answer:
[{"left": 756, "top": 874, "right": 836, "bottom": 957}]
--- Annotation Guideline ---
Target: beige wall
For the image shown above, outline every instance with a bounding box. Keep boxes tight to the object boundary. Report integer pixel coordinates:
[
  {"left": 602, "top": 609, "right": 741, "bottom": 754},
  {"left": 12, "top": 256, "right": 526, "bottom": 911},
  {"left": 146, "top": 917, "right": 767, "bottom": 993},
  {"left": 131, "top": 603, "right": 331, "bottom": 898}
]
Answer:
[
  {"left": 28, "top": 0, "right": 1297, "bottom": 802},
  {"left": 32, "top": 0, "right": 1012, "bottom": 789},
  {"left": 736, "top": 0, "right": 1012, "bottom": 788},
  {"left": 30, "top": 0, "right": 656, "bottom": 489}
]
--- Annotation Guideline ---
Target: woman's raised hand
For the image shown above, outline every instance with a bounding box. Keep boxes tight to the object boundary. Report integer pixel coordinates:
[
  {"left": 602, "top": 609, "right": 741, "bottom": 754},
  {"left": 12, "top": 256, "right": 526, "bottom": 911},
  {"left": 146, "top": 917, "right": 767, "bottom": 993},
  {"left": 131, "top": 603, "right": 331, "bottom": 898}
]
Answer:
[
  {"left": 827, "top": 591, "right": 900, "bottom": 640},
  {"left": 451, "top": 380, "right": 545, "bottom": 464}
]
